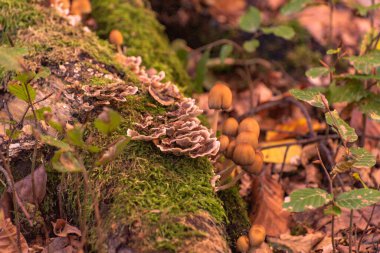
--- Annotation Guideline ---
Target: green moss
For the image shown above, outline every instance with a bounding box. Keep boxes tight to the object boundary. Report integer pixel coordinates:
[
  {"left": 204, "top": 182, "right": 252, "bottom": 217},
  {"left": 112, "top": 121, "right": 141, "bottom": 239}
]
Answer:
[
  {"left": 91, "top": 0, "right": 190, "bottom": 89},
  {"left": 218, "top": 186, "right": 250, "bottom": 252}
]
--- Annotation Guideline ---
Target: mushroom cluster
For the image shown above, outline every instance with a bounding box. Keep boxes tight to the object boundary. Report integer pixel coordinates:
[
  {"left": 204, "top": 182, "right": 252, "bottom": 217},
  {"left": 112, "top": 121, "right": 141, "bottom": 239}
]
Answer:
[
  {"left": 49, "top": 0, "right": 92, "bottom": 27},
  {"left": 236, "top": 224, "right": 266, "bottom": 253},
  {"left": 208, "top": 83, "right": 264, "bottom": 192},
  {"left": 128, "top": 98, "right": 220, "bottom": 158}
]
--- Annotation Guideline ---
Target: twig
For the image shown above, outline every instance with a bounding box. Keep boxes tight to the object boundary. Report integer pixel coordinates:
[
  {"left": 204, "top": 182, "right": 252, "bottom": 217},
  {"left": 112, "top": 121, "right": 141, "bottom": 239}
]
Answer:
[
  {"left": 278, "top": 145, "right": 290, "bottom": 183},
  {"left": 349, "top": 209, "right": 353, "bottom": 253}
]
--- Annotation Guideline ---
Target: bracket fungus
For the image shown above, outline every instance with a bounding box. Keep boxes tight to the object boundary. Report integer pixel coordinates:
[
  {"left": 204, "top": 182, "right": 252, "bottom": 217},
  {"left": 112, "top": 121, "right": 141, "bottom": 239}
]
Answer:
[{"left": 128, "top": 98, "right": 219, "bottom": 158}]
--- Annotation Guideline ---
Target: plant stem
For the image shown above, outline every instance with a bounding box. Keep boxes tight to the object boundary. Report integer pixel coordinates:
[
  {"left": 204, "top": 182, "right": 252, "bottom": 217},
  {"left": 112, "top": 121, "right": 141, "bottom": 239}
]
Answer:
[{"left": 349, "top": 209, "right": 353, "bottom": 253}]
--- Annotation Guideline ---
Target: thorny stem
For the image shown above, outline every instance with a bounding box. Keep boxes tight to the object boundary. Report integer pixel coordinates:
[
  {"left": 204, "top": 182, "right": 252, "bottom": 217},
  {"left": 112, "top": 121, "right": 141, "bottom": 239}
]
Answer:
[{"left": 317, "top": 147, "right": 336, "bottom": 253}]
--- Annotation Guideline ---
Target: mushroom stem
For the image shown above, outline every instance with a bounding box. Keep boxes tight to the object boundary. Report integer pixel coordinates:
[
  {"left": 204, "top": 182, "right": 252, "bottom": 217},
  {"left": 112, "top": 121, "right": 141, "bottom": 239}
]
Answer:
[
  {"left": 117, "top": 45, "right": 122, "bottom": 54},
  {"left": 212, "top": 110, "right": 220, "bottom": 134},
  {"left": 217, "top": 164, "right": 236, "bottom": 177},
  {"left": 214, "top": 171, "right": 245, "bottom": 192}
]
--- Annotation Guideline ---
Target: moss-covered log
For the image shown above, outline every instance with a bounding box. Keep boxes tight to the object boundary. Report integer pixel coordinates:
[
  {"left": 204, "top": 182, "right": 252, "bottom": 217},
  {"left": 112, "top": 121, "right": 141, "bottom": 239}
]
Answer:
[{"left": 0, "top": 1, "right": 249, "bottom": 252}]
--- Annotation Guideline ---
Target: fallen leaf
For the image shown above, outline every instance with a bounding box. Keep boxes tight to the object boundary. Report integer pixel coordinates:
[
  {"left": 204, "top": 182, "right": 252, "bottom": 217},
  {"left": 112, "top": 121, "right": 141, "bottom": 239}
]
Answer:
[
  {"left": 52, "top": 219, "right": 82, "bottom": 237},
  {"left": 250, "top": 170, "right": 290, "bottom": 236},
  {"left": 268, "top": 232, "right": 325, "bottom": 253},
  {"left": 260, "top": 139, "right": 302, "bottom": 165},
  {"left": 0, "top": 209, "right": 29, "bottom": 253}
]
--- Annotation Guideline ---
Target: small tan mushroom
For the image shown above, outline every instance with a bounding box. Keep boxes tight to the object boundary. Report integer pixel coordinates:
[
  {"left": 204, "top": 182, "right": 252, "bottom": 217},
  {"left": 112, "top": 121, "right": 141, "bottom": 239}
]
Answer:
[
  {"left": 70, "top": 0, "right": 91, "bottom": 15},
  {"left": 219, "top": 135, "right": 230, "bottom": 152},
  {"left": 232, "top": 143, "right": 255, "bottom": 166},
  {"left": 222, "top": 117, "right": 239, "bottom": 137},
  {"left": 238, "top": 117, "right": 260, "bottom": 137},
  {"left": 248, "top": 224, "right": 266, "bottom": 247},
  {"left": 208, "top": 82, "right": 232, "bottom": 133},
  {"left": 236, "top": 131, "right": 258, "bottom": 149},
  {"left": 236, "top": 235, "right": 250, "bottom": 253},
  {"left": 109, "top": 29, "right": 124, "bottom": 53},
  {"left": 225, "top": 139, "right": 236, "bottom": 159},
  {"left": 243, "top": 151, "right": 264, "bottom": 175}
]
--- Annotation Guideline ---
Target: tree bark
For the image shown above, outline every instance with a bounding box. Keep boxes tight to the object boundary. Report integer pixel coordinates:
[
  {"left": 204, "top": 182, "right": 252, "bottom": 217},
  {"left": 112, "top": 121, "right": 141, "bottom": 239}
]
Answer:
[{"left": 0, "top": 1, "right": 249, "bottom": 252}]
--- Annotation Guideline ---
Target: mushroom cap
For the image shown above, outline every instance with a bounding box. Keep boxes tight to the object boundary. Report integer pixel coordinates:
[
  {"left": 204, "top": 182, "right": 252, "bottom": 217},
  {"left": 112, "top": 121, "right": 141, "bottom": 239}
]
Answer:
[
  {"left": 225, "top": 139, "right": 236, "bottom": 159},
  {"left": 236, "top": 235, "right": 250, "bottom": 253},
  {"left": 109, "top": 29, "right": 124, "bottom": 46},
  {"left": 238, "top": 117, "right": 260, "bottom": 137},
  {"left": 222, "top": 117, "right": 239, "bottom": 137},
  {"left": 248, "top": 224, "right": 266, "bottom": 247},
  {"left": 232, "top": 143, "right": 255, "bottom": 166},
  {"left": 208, "top": 83, "right": 232, "bottom": 110},
  {"left": 243, "top": 151, "right": 264, "bottom": 175},
  {"left": 236, "top": 131, "right": 258, "bottom": 149},
  {"left": 219, "top": 135, "right": 230, "bottom": 152}
]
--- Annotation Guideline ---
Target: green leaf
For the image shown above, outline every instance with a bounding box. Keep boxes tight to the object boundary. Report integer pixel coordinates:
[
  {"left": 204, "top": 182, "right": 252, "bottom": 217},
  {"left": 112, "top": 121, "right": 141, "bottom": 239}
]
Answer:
[
  {"left": 243, "top": 39, "right": 260, "bottom": 53},
  {"left": 335, "top": 74, "right": 380, "bottom": 81},
  {"left": 283, "top": 188, "right": 333, "bottom": 212},
  {"left": 348, "top": 51, "right": 380, "bottom": 74},
  {"left": 289, "top": 88, "right": 326, "bottom": 108},
  {"left": 194, "top": 50, "right": 210, "bottom": 91},
  {"left": 5, "top": 129, "right": 22, "bottom": 140},
  {"left": 355, "top": 3, "right": 380, "bottom": 16},
  {"left": 39, "top": 135, "right": 73, "bottom": 152},
  {"left": 262, "top": 25, "right": 295, "bottom": 40},
  {"left": 0, "top": 46, "right": 28, "bottom": 72},
  {"left": 32, "top": 67, "right": 51, "bottom": 81},
  {"left": 65, "top": 126, "right": 85, "bottom": 148},
  {"left": 359, "top": 94, "right": 380, "bottom": 121},
  {"left": 327, "top": 48, "right": 341, "bottom": 55},
  {"left": 325, "top": 110, "right": 358, "bottom": 143},
  {"left": 219, "top": 44, "right": 233, "bottom": 64},
  {"left": 239, "top": 6, "right": 261, "bottom": 33},
  {"left": 94, "top": 108, "right": 122, "bottom": 135},
  {"left": 332, "top": 159, "right": 355, "bottom": 175},
  {"left": 8, "top": 82, "right": 36, "bottom": 103},
  {"left": 51, "top": 151, "right": 85, "bottom": 173},
  {"left": 336, "top": 188, "right": 380, "bottom": 209},
  {"left": 305, "top": 67, "right": 330, "bottom": 79},
  {"left": 281, "top": 0, "right": 312, "bottom": 15},
  {"left": 323, "top": 205, "right": 342, "bottom": 216},
  {"left": 96, "top": 136, "right": 130, "bottom": 165},
  {"left": 350, "top": 147, "right": 376, "bottom": 168},
  {"left": 34, "top": 107, "right": 52, "bottom": 121},
  {"left": 327, "top": 80, "right": 368, "bottom": 103}
]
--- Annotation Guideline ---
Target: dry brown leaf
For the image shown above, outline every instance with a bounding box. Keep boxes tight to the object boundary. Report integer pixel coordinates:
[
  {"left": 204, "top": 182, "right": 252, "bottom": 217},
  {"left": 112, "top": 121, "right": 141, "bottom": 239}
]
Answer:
[
  {"left": 268, "top": 232, "right": 325, "bottom": 253},
  {"left": 251, "top": 242, "right": 273, "bottom": 253},
  {"left": 0, "top": 211, "right": 29, "bottom": 253},
  {"left": 250, "top": 170, "right": 290, "bottom": 236},
  {"left": 52, "top": 219, "right": 82, "bottom": 237}
]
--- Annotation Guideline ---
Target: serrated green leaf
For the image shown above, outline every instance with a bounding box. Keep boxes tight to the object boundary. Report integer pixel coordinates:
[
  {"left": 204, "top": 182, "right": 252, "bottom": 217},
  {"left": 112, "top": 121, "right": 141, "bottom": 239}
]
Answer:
[
  {"left": 283, "top": 188, "right": 333, "bottom": 212},
  {"left": 194, "top": 50, "right": 210, "bottom": 91},
  {"left": 51, "top": 150, "right": 85, "bottom": 173},
  {"left": 325, "top": 110, "right": 358, "bottom": 143},
  {"left": 348, "top": 51, "right": 380, "bottom": 74},
  {"left": 33, "top": 67, "right": 51, "bottom": 81},
  {"left": 262, "top": 25, "right": 295, "bottom": 40},
  {"left": 324, "top": 205, "right": 342, "bottom": 216},
  {"left": 239, "top": 6, "right": 261, "bottom": 33},
  {"left": 96, "top": 136, "right": 130, "bottom": 165},
  {"left": 332, "top": 159, "right": 355, "bottom": 175},
  {"left": 336, "top": 188, "right": 380, "bottom": 209},
  {"left": 243, "top": 39, "right": 260, "bottom": 53},
  {"left": 8, "top": 82, "right": 36, "bottom": 102},
  {"left": 327, "top": 48, "right": 341, "bottom": 55},
  {"left": 305, "top": 67, "right": 330, "bottom": 79},
  {"left": 327, "top": 80, "right": 368, "bottom": 103},
  {"left": 350, "top": 147, "right": 376, "bottom": 168},
  {"left": 280, "top": 0, "right": 312, "bottom": 15},
  {"left": 359, "top": 94, "right": 380, "bottom": 121},
  {"left": 0, "top": 46, "right": 28, "bottom": 72},
  {"left": 219, "top": 44, "right": 233, "bottom": 64},
  {"left": 289, "top": 88, "right": 326, "bottom": 108},
  {"left": 39, "top": 135, "right": 73, "bottom": 152}
]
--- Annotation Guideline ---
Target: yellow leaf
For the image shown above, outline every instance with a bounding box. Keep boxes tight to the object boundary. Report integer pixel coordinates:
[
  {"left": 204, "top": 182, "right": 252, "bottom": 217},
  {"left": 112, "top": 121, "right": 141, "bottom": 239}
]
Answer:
[{"left": 260, "top": 139, "right": 301, "bottom": 165}]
